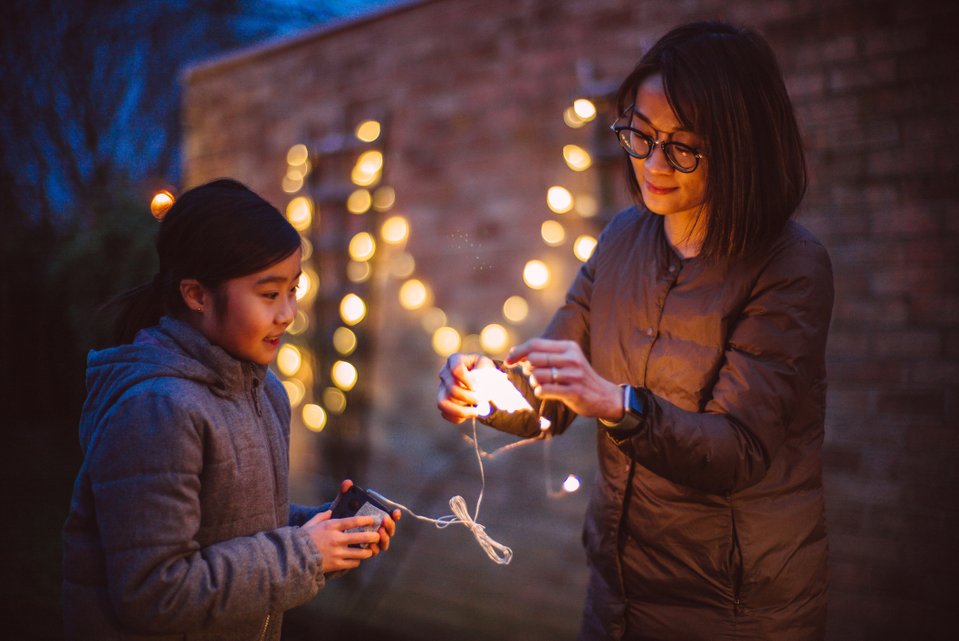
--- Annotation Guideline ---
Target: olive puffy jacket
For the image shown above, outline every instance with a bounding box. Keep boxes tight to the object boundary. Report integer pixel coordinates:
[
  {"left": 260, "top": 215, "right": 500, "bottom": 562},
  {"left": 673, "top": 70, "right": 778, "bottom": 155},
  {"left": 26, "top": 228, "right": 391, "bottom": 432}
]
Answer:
[{"left": 485, "top": 207, "right": 833, "bottom": 641}]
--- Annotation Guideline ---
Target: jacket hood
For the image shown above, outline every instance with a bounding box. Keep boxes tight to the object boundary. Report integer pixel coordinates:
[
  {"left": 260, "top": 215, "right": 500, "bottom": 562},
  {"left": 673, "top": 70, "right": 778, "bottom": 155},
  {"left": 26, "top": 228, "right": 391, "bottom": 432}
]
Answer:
[{"left": 79, "top": 316, "right": 267, "bottom": 452}]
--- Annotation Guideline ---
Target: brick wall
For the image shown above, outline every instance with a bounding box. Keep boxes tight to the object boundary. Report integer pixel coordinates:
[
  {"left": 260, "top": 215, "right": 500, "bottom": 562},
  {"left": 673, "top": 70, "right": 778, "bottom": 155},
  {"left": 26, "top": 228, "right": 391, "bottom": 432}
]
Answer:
[{"left": 182, "top": 1, "right": 959, "bottom": 639}]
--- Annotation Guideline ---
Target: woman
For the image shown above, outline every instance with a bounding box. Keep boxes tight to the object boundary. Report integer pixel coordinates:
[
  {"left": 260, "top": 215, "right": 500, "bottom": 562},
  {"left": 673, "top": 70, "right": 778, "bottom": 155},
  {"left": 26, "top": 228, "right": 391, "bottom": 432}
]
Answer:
[
  {"left": 437, "top": 22, "right": 833, "bottom": 641},
  {"left": 63, "top": 179, "right": 399, "bottom": 640}
]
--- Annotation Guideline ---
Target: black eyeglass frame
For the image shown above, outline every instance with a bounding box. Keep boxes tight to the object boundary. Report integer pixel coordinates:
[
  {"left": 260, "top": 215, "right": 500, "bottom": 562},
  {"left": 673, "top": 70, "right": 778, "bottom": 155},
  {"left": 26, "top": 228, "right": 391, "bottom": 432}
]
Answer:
[{"left": 609, "top": 109, "right": 706, "bottom": 174}]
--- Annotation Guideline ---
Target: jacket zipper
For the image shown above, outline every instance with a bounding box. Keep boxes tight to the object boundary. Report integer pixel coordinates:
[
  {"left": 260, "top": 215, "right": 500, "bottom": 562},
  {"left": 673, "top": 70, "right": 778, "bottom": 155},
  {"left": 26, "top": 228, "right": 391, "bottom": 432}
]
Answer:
[
  {"left": 251, "top": 376, "right": 262, "bottom": 417},
  {"left": 258, "top": 612, "right": 271, "bottom": 641}
]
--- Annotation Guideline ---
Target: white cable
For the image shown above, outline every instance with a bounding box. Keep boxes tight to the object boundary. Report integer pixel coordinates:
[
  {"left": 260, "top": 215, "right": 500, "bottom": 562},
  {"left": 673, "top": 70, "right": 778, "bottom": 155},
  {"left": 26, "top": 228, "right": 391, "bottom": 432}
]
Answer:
[{"left": 368, "top": 419, "right": 513, "bottom": 565}]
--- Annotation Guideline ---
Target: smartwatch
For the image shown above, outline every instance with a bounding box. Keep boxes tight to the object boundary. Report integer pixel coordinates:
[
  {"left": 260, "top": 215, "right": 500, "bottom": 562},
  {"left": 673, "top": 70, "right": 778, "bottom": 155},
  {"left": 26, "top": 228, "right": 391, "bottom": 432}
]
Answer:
[{"left": 598, "top": 384, "right": 647, "bottom": 438}]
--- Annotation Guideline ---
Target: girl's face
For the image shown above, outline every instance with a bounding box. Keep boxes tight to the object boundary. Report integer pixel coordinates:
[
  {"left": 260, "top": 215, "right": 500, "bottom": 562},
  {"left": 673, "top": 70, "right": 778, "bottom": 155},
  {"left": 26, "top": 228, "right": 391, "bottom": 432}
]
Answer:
[
  {"left": 630, "top": 74, "right": 708, "bottom": 224},
  {"left": 199, "top": 248, "right": 302, "bottom": 366}
]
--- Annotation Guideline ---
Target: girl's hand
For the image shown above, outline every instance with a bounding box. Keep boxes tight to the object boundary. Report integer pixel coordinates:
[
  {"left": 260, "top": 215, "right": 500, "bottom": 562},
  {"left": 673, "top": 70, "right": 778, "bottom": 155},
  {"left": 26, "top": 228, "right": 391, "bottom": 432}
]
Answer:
[
  {"left": 506, "top": 338, "right": 623, "bottom": 422},
  {"left": 436, "top": 352, "right": 497, "bottom": 424},
  {"left": 302, "top": 509, "right": 380, "bottom": 572},
  {"left": 369, "top": 509, "right": 401, "bottom": 556}
]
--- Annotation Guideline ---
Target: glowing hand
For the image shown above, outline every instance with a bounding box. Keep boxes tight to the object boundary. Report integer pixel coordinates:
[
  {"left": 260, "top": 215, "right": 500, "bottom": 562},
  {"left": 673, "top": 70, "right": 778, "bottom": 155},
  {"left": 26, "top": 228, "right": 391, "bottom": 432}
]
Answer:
[{"left": 436, "top": 352, "right": 497, "bottom": 424}]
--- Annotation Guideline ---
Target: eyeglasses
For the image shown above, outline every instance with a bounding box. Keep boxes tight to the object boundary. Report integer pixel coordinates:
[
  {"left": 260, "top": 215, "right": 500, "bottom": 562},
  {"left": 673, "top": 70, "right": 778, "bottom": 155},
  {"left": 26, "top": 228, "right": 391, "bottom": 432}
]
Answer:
[{"left": 610, "top": 108, "right": 705, "bottom": 174}]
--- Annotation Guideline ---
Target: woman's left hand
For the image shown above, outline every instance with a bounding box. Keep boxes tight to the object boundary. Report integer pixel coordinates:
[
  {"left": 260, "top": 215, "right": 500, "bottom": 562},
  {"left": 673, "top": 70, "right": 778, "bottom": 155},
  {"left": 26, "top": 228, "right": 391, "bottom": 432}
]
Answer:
[{"left": 505, "top": 338, "right": 624, "bottom": 422}]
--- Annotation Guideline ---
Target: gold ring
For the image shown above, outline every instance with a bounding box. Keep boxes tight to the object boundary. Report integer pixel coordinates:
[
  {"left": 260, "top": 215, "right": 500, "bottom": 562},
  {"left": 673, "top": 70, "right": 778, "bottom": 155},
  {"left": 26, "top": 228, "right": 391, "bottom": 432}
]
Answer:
[{"left": 551, "top": 367, "right": 558, "bottom": 383}]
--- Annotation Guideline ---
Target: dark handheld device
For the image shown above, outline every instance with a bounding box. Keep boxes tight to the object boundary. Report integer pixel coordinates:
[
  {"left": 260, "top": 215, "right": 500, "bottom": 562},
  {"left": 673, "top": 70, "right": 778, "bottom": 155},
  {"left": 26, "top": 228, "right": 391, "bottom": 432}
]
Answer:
[{"left": 330, "top": 484, "right": 391, "bottom": 548}]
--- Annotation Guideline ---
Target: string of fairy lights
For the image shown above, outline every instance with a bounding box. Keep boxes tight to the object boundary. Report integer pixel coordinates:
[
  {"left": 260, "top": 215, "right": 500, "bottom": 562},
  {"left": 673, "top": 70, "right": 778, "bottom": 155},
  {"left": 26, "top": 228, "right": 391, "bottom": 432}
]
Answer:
[{"left": 148, "top": 97, "right": 603, "bottom": 495}]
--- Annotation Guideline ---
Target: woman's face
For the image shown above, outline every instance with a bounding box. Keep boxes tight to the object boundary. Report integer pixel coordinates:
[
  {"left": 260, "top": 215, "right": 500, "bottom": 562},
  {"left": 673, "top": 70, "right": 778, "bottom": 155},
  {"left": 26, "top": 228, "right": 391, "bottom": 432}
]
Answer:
[
  {"left": 199, "top": 248, "right": 302, "bottom": 365},
  {"left": 630, "top": 74, "right": 708, "bottom": 223}
]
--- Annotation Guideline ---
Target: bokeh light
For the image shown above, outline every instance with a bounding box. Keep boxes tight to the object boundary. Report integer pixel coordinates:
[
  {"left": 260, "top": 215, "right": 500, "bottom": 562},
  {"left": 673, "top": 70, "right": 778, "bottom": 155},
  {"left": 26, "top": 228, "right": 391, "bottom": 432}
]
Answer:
[
  {"left": 276, "top": 344, "right": 302, "bottom": 377},
  {"left": 302, "top": 404, "right": 327, "bottom": 432},
  {"left": 573, "top": 235, "right": 598, "bottom": 262},
  {"left": 502, "top": 295, "right": 529, "bottom": 323},
  {"left": 523, "top": 260, "right": 550, "bottom": 289},
  {"left": 547, "top": 186, "right": 574, "bottom": 214},
  {"left": 340, "top": 293, "right": 367, "bottom": 325},
  {"left": 355, "top": 119, "right": 381, "bottom": 143},
  {"left": 541, "top": 220, "right": 566, "bottom": 246},
  {"left": 399, "top": 279, "right": 429, "bottom": 310},
  {"left": 333, "top": 326, "right": 358, "bottom": 355},
  {"left": 331, "top": 360, "right": 358, "bottom": 391},
  {"left": 480, "top": 323, "right": 509, "bottom": 354},
  {"left": 432, "top": 326, "right": 461, "bottom": 357}
]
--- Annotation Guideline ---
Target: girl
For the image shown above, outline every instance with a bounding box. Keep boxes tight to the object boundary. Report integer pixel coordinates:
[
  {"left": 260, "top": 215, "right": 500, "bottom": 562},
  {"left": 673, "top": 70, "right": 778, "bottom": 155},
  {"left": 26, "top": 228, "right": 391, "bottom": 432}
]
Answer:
[
  {"left": 63, "top": 178, "right": 398, "bottom": 640},
  {"left": 438, "top": 22, "right": 833, "bottom": 641}
]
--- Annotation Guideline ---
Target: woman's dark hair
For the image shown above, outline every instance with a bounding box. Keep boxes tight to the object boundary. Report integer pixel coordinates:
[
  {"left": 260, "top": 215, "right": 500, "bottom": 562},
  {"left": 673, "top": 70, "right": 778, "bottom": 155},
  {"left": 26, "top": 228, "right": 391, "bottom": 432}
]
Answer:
[
  {"left": 107, "top": 178, "right": 300, "bottom": 345},
  {"left": 616, "top": 21, "right": 806, "bottom": 261}
]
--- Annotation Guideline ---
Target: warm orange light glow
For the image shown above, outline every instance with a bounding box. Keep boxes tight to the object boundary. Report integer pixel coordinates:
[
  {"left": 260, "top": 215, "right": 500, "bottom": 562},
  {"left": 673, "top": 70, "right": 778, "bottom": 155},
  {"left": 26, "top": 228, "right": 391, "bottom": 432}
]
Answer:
[
  {"left": 523, "top": 260, "right": 550, "bottom": 289},
  {"left": 547, "top": 186, "right": 574, "bottom": 214},
  {"left": 323, "top": 387, "right": 347, "bottom": 414},
  {"left": 346, "top": 189, "right": 372, "bottom": 214},
  {"left": 573, "top": 98, "right": 597, "bottom": 121},
  {"left": 562, "top": 144, "right": 592, "bottom": 171},
  {"left": 432, "top": 326, "right": 461, "bottom": 357},
  {"left": 346, "top": 260, "right": 372, "bottom": 283},
  {"left": 150, "top": 191, "right": 174, "bottom": 220},
  {"left": 502, "top": 295, "right": 529, "bottom": 323},
  {"left": 333, "top": 327, "right": 357, "bottom": 355},
  {"left": 276, "top": 344, "right": 302, "bottom": 377},
  {"left": 282, "top": 379, "right": 306, "bottom": 408},
  {"left": 331, "top": 360, "right": 358, "bottom": 391},
  {"left": 302, "top": 404, "right": 327, "bottom": 432},
  {"left": 381, "top": 215, "right": 410, "bottom": 244},
  {"left": 287, "top": 311, "right": 310, "bottom": 336},
  {"left": 348, "top": 232, "right": 376, "bottom": 262},
  {"left": 340, "top": 293, "right": 366, "bottom": 325},
  {"left": 480, "top": 323, "right": 509, "bottom": 354},
  {"left": 399, "top": 279, "right": 429, "bottom": 310},
  {"left": 373, "top": 186, "right": 396, "bottom": 212},
  {"left": 573, "top": 235, "right": 598, "bottom": 262},
  {"left": 541, "top": 220, "right": 566, "bottom": 246},
  {"left": 355, "top": 119, "right": 381, "bottom": 143},
  {"left": 421, "top": 307, "right": 447, "bottom": 333},
  {"left": 287, "top": 143, "right": 309, "bottom": 166},
  {"left": 286, "top": 196, "right": 313, "bottom": 231}
]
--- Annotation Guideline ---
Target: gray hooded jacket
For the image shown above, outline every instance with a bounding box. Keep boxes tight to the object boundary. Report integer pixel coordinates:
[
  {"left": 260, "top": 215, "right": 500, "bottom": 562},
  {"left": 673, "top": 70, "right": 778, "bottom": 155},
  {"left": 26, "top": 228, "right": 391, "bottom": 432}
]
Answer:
[{"left": 63, "top": 317, "right": 324, "bottom": 640}]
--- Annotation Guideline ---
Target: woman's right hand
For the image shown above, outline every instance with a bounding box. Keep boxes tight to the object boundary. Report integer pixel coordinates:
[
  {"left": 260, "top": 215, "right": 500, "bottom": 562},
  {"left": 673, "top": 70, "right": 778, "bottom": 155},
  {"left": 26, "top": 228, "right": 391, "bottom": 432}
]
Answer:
[
  {"left": 436, "top": 352, "right": 496, "bottom": 424},
  {"left": 302, "top": 511, "right": 381, "bottom": 573}
]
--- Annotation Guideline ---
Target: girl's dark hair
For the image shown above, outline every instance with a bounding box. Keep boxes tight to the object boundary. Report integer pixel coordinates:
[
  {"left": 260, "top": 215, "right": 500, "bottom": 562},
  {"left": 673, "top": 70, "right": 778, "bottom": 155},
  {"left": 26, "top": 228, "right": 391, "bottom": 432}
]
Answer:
[
  {"left": 616, "top": 21, "right": 806, "bottom": 261},
  {"left": 107, "top": 178, "right": 300, "bottom": 345}
]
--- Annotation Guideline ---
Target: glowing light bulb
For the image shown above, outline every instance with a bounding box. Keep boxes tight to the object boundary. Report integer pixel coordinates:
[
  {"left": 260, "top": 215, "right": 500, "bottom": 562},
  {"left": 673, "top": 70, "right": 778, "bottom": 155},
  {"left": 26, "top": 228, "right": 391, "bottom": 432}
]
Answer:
[
  {"left": 150, "top": 191, "right": 174, "bottom": 220},
  {"left": 381, "top": 215, "right": 410, "bottom": 244},
  {"left": 573, "top": 99, "right": 596, "bottom": 121},
  {"left": 523, "top": 260, "right": 550, "bottom": 290},
  {"left": 562, "top": 144, "right": 592, "bottom": 172},
  {"left": 502, "top": 295, "right": 528, "bottom": 323},
  {"left": 302, "top": 404, "right": 327, "bottom": 432},
  {"left": 562, "top": 474, "right": 581, "bottom": 493},
  {"left": 333, "top": 326, "right": 357, "bottom": 355},
  {"left": 276, "top": 344, "right": 302, "bottom": 377},
  {"left": 348, "top": 232, "right": 376, "bottom": 262},
  {"left": 547, "top": 186, "right": 574, "bottom": 214},
  {"left": 541, "top": 220, "right": 566, "bottom": 246},
  {"left": 573, "top": 235, "right": 598, "bottom": 262},
  {"left": 346, "top": 189, "right": 372, "bottom": 214},
  {"left": 285, "top": 196, "right": 313, "bottom": 231},
  {"left": 346, "top": 260, "right": 372, "bottom": 283},
  {"left": 432, "top": 326, "right": 461, "bottom": 357},
  {"left": 399, "top": 279, "right": 428, "bottom": 310},
  {"left": 282, "top": 379, "right": 306, "bottom": 408},
  {"left": 480, "top": 323, "right": 509, "bottom": 354},
  {"left": 355, "top": 119, "right": 381, "bottom": 143},
  {"left": 323, "top": 387, "right": 347, "bottom": 414},
  {"left": 295, "top": 271, "right": 315, "bottom": 302},
  {"left": 340, "top": 293, "right": 367, "bottom": 325},
  {"left": 331, "top": 360, "right": 358, "bottom": 391},
  {"left": 287, "top": 143, "right": 309, "bottom": 166},
  {"left": 351, "top": 150, "right": 383, "bottom": 186},
  {"left": 563, "top": 106, "right": 585, "bottom": 129},
  {"left": 372, "top": 186, "right": 396, "bottom": 212},
  {"left": 287, "top": 311, "right": 309, "bottom": 336}
]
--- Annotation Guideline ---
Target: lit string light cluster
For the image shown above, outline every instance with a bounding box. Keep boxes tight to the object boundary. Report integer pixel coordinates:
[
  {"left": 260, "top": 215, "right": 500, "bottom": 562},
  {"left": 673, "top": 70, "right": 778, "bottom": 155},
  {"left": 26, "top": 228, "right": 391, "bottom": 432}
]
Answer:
[{"left": 274, "top": 98, "right": 603, "bottom": 492}]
